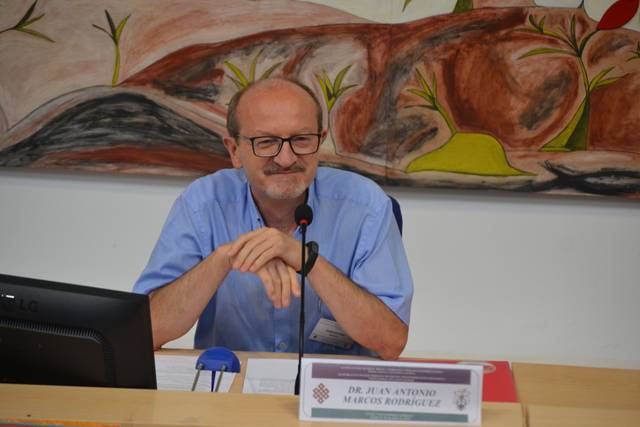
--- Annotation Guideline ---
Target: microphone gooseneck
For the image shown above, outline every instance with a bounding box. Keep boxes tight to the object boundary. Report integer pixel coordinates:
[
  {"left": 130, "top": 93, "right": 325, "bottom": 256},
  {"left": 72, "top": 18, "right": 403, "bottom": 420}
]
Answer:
[{"left": 294, "top": 203, "right": 312, "bottom": 396}]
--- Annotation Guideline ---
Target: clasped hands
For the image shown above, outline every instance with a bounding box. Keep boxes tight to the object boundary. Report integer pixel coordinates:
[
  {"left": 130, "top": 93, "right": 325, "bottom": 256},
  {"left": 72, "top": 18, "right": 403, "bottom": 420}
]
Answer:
[{"left": 221, "top": 227, "right": 304, "bottom": 309}]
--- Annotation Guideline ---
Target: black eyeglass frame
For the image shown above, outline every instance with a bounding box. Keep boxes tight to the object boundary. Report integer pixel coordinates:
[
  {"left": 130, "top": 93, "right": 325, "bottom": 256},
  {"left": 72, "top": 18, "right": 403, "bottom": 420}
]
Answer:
[{"left": 239, "top": 133, "right": 322, "bottom": 158}]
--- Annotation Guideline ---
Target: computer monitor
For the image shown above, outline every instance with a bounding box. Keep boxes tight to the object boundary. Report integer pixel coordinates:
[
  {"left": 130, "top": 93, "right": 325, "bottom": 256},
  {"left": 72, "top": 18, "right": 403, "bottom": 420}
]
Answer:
[{"left": 0, "top": 273, "right": 156, "bottom": 389}]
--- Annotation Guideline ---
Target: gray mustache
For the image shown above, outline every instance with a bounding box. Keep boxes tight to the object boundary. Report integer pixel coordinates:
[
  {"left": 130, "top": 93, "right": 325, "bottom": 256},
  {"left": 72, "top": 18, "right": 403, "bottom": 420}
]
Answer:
[{"left": 263, "top": 163, "right": 305, "bottom": 175}]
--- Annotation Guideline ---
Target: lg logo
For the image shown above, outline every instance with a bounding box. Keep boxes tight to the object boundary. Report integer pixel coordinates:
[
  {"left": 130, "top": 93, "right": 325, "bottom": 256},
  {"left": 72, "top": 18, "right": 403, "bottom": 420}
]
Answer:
[{"left": 0, "top": 293, "right": 38, "bottom": 313}]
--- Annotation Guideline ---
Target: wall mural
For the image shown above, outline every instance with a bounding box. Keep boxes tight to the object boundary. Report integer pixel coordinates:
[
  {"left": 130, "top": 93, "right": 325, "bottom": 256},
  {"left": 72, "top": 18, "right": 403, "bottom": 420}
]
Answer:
[{"left": 1, "top": 0, "right": 639, "bottom": 199}]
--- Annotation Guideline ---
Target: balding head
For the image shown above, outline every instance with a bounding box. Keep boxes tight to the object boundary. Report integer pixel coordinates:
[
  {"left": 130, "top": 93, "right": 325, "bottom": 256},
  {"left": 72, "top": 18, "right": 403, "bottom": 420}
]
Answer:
[{"left": 226, "top": 78, "right": 323, "bottom": 139}]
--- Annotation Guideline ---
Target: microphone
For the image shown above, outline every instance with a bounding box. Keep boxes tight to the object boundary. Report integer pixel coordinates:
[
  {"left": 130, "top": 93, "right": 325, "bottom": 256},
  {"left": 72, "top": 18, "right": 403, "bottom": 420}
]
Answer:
[
  {"left": 295, "top": 204, "right": 313, "bottom": 230},
  {"left": 294, "top": 203, "right": 313, "bottom": 395}
]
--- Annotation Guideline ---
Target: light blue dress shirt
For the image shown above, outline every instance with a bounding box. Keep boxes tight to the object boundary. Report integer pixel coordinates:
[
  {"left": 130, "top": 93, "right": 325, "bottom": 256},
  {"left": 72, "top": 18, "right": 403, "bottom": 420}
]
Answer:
[{"left": 133, "top": 167, "right": 413, "bottom": 356}]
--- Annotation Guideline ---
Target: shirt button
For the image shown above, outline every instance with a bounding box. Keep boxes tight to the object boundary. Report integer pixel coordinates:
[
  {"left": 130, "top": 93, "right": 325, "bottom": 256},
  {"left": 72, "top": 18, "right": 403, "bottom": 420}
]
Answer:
[{"left": 278, "top": 341, "right": 287, "bottom": 351}]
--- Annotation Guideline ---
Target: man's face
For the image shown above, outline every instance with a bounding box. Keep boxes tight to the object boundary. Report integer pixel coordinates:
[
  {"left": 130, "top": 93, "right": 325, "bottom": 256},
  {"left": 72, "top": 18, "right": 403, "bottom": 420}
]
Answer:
[{"left": 224, "top": 82, "right": 324, "bottom": 202}]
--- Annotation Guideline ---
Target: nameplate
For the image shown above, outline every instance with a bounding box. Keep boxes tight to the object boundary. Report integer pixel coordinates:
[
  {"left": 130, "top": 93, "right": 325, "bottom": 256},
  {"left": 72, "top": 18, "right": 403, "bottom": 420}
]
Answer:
[{"left": 299, "top": 358, "right": 482, "bottom": 425}]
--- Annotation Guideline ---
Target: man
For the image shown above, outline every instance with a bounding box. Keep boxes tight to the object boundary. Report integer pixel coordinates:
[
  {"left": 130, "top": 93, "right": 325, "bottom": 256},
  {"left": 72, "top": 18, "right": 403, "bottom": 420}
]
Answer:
[{"left": 134, "top": 78, "right": 413, "bottom": 359}]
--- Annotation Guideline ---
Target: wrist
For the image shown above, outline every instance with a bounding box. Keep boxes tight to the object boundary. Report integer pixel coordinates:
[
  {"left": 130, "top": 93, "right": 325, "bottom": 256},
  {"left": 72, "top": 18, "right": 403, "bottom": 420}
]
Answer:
[
  {"left": 296, "top": 241, "right": 319, "bottom": 275},
  {"left": 213, "top": 243, "right": 234, "bottom": 272}
]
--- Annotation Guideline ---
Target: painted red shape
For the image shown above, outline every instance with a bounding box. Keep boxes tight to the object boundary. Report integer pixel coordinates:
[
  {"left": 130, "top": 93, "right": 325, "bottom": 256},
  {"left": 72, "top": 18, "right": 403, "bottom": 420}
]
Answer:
[{"left": 597, "top": 0, "right": 640, "bottom": 30}]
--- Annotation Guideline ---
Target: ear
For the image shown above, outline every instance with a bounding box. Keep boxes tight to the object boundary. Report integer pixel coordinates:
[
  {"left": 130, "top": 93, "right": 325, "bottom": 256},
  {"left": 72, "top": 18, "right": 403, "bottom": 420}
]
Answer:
[
  {"left": 319, "top": 129, "right": 328, "bottom": 145},
  {"left": 223, "top": 137, "right": 243, "bottom": 169}
]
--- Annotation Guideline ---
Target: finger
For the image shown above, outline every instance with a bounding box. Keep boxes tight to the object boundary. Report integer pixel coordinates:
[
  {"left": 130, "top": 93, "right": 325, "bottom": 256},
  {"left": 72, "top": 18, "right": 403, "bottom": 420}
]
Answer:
[
  {"left": 247, "top": 246, "right": 279, "bottom": 273},
  {"left": 227, "top": 228, "right": 266, "bottom": 257},
  {"left": 232, "top": 234, "right": 269, "bottom": 270},
  {"left": 267, "top": 261, "right": 282, "bottom": 309},
  {"left": 256, "top": 268, "right": 275, "bottom": 305},
  {"left": 275, "top": 260, "right": 291, "bottom": 308},
  {"left": 237, "top": 228, "right": 286, "bottom": 271},
  {"left": 227, "top": 232, "right": 252, "bottom": 257},
  {"left": 253, "top": 232, "right": 300, "bottom": 272},
  {"left": 288, "top": 266, "right": 301, "bottom": 298},
  {"left": 236, "top": 239, "right": 275, "bottom": 272}
]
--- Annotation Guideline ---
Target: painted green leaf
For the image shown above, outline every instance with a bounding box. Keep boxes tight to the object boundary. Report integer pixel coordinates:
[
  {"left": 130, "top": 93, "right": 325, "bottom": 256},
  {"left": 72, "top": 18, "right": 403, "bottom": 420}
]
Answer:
[
  {"left": 16, "top": 27, "right": 54, "bottom": 43},
  {"left": 334, "top": 65, "right": 352, "bottom": 93},
  {"left": 228, "top": 75, "right": 244, "bottom": 90},
  {"left": 23, "top": 14, "right": 44, "bottom": 27},
  {"left": 224, "top": 61, "right": 249, "bottom": 87},
  {"left": 16, "top": 0, "right": 38, "bottom": 28},
  {"left": 315, "top": 65, "right": 356, "bottom": 113},
  {"left": 91, "top": 10, "right": 130, "bottom": 86},
  {"left": 4, "top": 0, "right": 54, "bottom": 42},
  {"left": 588, "top": 66, "right": 614, "bottom": 92},
  {"left": 559, "top": 27, "right": 572, "bottom": 44},
  {"left": 92, "top": 24, "right": 111, "bottom": 38},
  {"left": 315, "top": 74, "right": 329, "bottom": 103},
  {"left": 432, "top": 74, "right": 438, "bottom": 99},
  {"left": 406, "top": 68, "right": 457, "bottom": 133},
  {"left": 335, "top": 84, "right": 357, "bottom": 99},
  {"left": 539, "top": 16, "right": 546, "bottom": 30},
  {"left": 516, "top": 28, "right": 540, "bottom": 35},
  {"left": 402, "top": 0, "right": 412, "bottom": 12},
  {"left": 453, "top": 0, "right": 473, "bottom": 13},
  {"left": 407, "top": 88, "right": 432, "bottom": 103},
  {"left": 518, "top": 47, "right": 574, "bottom": 59},
  {"left": 544, "top": 29, "right": 570, "bottom": 43},
  {"left": 323, "top": 75, "right": 333, "bottom": 97},
  {"left": 569, "top": 16, "right": 577, "bottom": 48},
  {"left": 249, "top": 49, "right": 263, "bottom": 83},
  {"left": 114, "top": 15, "right": 130, "bottom": 43},
  {"left": 94, "top": 25, "right": 115, "bottom": 43},
  {"left": 105, "top": 10, "right": 116, "bottom": 36},
  {"left": 540, "top": 96, "right": 589, "bottom": 151},
  {"left": 578, "top": 30, "right": 598, "bottom": 56},
  {"left": 593, "top": 76, "right": 624, "bottom": 90},
  {"left": 223, "top": 48, "right": 281, "bottom": 90},
  {"left": 414, "top": 69, "right": 433, "bottom": 98},
  {"left": 259, "top": 62, "right": 281, "bottom": 80}
]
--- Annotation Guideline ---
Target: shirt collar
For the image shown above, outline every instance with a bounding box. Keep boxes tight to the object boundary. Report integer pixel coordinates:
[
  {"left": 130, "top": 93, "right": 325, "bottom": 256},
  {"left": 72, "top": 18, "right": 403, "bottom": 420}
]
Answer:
[
  {"left": 303, "top": 174, "right": 317, "bottom": 222},
  {"left": 241, "top": 170, "right": 265, "bottom": 231}
]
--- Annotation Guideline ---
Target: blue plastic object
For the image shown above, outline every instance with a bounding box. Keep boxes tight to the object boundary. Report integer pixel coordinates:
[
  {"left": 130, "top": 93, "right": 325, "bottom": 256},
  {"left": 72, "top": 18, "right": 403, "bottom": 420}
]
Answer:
[
  {"left": 192, "top": 347, "right": 240, "bottom": 392},
  {"left": 196, "top": 347, "right": 241, "bottom": 373}
]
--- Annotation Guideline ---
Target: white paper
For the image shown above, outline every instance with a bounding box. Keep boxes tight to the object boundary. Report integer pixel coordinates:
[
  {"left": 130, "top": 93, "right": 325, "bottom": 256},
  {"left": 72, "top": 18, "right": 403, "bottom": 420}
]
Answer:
[
  {"left": 242, "top": 358, "right": 298, "bottom": 394},
  {"left": 154, "top": 354, "right": 236, "bottom": 393}
]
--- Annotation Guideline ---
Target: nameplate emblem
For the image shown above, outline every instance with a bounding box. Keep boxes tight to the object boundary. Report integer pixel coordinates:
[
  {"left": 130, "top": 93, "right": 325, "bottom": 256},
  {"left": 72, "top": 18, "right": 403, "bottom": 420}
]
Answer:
[{"left": 299, "top": 358, "right": 482, "bottom": 425}]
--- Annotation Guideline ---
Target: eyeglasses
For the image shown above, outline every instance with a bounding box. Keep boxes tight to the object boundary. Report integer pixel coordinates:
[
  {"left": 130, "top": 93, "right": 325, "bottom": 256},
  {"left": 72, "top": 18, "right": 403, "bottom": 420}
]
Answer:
[{"left": 240, "top": 134, "right": 321, "bottom": 158}]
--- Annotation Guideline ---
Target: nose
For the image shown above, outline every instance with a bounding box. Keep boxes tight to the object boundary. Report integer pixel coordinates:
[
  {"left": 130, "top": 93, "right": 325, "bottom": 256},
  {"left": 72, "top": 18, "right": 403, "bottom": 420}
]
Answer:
[{"left": 273, "top": 140, "right": 298, "bottom": 168}]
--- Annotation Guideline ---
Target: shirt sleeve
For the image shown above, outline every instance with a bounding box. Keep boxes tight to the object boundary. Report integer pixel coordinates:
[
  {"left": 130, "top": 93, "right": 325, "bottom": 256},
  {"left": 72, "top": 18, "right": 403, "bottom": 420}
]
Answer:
[
  {"left": 350, "top": 197, "right": 414, "bottom": 326},
  {"left": 133, "top": 194, "right": 205, "bottom": 295}
]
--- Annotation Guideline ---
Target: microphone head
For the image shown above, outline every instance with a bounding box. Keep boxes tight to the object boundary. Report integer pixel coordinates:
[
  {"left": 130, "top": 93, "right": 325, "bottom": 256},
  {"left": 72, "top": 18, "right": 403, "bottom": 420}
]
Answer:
[{"left": 294, "top": 204, "right": 313, "bottom": 227}]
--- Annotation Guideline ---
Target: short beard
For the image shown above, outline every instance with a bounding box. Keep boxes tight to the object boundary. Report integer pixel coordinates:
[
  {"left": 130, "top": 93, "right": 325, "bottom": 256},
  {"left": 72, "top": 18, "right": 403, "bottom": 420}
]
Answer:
[
  {"left": 265, "top": 184, "right": 307, "bottom": 200},
  {"left": 263, "top": 162, "right": 308, "bottom": 200}
]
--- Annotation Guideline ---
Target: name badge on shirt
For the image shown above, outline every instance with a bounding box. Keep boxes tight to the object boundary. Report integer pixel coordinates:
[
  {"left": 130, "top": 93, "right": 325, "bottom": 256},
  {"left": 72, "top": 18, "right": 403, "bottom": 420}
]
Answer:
[{"left": 310, "top": 318, "right": 354, "bottom": 350}]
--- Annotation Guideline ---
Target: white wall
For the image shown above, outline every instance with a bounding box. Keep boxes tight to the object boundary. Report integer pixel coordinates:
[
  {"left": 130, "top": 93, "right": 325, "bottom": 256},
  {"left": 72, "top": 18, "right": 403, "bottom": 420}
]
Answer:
[{"left": 1, "top": 168, "right": 639, "bottom": 369}]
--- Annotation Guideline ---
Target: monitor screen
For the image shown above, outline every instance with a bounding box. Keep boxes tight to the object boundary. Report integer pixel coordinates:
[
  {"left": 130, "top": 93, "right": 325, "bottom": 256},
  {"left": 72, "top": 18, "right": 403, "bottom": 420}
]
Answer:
[{"left": 0, "top": 274, "right": 156, "bottom": 389}]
